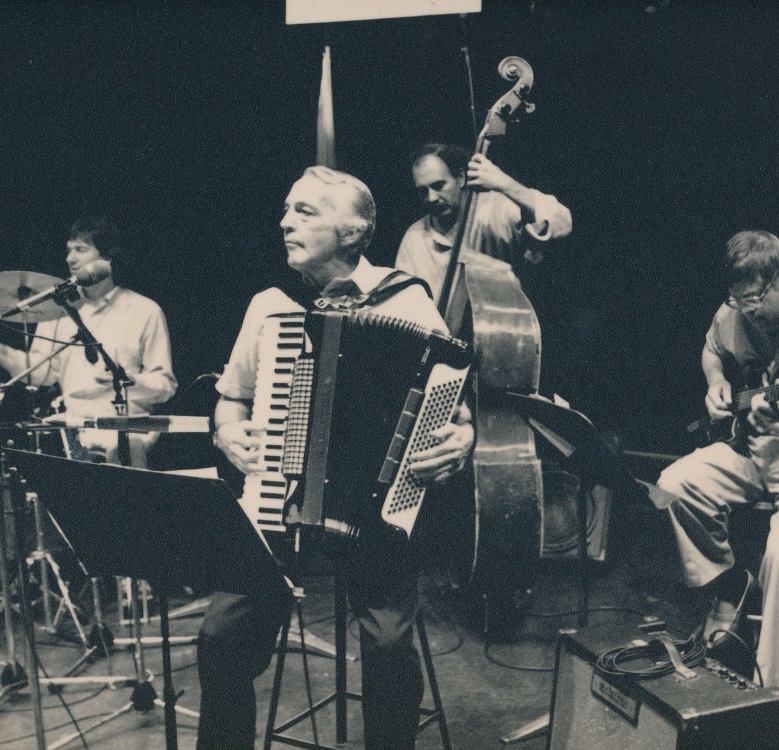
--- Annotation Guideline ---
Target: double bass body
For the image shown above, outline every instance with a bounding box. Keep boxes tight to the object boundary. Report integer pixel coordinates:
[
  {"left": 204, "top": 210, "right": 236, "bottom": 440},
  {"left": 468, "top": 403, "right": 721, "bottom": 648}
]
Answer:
[{"left": 444, "top": 249, "right": 543, "bottom": 602}]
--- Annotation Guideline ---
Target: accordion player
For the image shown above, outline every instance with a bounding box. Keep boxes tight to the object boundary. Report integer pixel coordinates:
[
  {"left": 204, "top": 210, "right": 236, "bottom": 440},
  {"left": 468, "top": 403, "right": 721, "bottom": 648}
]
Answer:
[{"left": 239, "top": 306, "right": 472, "bottom": 552}]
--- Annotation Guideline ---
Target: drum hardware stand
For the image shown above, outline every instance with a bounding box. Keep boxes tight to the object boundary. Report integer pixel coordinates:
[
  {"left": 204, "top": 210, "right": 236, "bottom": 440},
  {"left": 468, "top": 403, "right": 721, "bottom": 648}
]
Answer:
[
  {"left": 30, "top": 499, "right": 116, "bottom": 682},
  {"left": 7, "top": 469, "right": 47, "bottom": 750},
  {"left": 26, "top": 492, "right": 89, "bottom": 639},
  {"left": 1, "top": 370, "right": 74, "bottom": 701},
  {"left": 21, "top": 412, "right": 118, "bottom": 674},
  {"left": 0, "top": 449, "right": 26, "bottom": 700}
]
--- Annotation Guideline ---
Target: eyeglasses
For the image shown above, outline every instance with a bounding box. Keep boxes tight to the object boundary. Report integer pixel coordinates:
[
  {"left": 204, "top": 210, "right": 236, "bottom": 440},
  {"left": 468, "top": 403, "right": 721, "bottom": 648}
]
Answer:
[{"left": 726, "top": 270, "right": 779, "bottom": 310}]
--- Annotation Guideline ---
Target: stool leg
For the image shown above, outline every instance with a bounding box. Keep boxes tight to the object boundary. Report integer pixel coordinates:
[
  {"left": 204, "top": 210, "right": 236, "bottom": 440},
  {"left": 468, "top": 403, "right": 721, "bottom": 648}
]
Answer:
[
  {"left": 416, "top": 615, "right": 451, "bottom": 750},
  {"left": 263, "top": 603, "right": 294, "bottom": 750},
  {"left": 295, "top": 598, "right": 320, "bottom": 747},
  {"left": 335, "top": 577, "right": 348, "bottom": 746}
]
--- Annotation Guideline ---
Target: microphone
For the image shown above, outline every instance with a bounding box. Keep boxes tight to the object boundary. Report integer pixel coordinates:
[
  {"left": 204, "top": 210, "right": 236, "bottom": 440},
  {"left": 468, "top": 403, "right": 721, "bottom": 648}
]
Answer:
[{"left": 0, "top": 260, "right": 112, "bottom": 319}]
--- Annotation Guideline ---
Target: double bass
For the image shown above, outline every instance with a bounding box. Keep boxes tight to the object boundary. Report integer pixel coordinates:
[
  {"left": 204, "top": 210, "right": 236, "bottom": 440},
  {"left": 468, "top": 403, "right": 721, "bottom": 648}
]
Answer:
[{"left": 440, "top": 57, "right": 544, "bottom": 613}]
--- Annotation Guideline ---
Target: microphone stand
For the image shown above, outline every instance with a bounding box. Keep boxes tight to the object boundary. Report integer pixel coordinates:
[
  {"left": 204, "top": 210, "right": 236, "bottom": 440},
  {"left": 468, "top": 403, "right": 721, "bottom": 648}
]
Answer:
[
  {"left": 48, "top": 296, "right": 163, "bottom": 717},
  {"left": 53, "top": 293, "right": 135, "bottom": 466}
]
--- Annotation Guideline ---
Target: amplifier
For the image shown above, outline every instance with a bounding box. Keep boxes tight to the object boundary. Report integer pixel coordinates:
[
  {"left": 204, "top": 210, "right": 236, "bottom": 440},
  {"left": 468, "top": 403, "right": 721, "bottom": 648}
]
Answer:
[
  {"left": 548, "top": 621, "right": 779, "bottom": 750},
  {"left": 540, "top": 470, "right": 611, "bottom": 562}
]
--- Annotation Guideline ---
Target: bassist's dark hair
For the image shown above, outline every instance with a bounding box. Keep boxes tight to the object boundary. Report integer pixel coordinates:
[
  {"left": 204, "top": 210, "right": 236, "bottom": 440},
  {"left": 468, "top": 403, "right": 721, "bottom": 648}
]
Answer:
[
  {"left": 410, "top": 143, "right": 471, "bottom": 179},
  {"left": 724, "top": 230, "right": 779, "bottom": 287}
]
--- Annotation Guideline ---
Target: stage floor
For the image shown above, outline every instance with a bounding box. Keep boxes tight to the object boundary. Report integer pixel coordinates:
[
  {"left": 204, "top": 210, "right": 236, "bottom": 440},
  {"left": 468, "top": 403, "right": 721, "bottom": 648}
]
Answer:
[{"left": 0, "top": 499, "right": 728, "bottom": 750}]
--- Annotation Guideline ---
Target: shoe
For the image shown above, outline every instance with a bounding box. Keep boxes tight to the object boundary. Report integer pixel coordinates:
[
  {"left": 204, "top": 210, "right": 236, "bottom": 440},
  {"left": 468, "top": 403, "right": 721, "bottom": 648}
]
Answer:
[{"left": 702, "top": 569, "right": 757, "bottom": 648}]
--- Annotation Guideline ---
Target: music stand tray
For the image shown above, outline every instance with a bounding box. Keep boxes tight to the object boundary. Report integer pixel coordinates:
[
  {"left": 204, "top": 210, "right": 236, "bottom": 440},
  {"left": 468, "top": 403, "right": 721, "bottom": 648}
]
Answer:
[{"left": 3, "top": 447, "right": 292, "bottom": 750}]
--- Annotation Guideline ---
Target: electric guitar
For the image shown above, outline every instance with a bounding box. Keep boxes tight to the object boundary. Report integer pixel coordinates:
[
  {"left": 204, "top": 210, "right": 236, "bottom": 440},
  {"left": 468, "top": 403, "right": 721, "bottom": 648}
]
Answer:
[{"left": 706, "top": 379, "right": 779, "bottom": 446}]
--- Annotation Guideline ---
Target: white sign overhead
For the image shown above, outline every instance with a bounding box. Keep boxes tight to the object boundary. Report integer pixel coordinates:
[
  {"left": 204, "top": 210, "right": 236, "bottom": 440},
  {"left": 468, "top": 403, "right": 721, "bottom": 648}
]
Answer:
[{"left": 286, "top": 0, "right": 481, "bottom": 25}]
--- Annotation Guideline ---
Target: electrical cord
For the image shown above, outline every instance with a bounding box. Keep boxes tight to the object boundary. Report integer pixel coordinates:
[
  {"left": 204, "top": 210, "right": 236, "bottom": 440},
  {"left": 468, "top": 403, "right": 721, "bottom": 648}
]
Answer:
[
  {"left": 524, "top": 605, "right": 648, "bottom": 619},
  {"left": 484, "top": 641, "right": 555, "bottom": 673},
  {"left": 595, "top": 636, "right": 706, "bottom": 679},
  {"left": 0, "top": 712, "right": 108, "bottom": 747},
  {"left": 0, "top": 685, "right": 109, "bottom": 713},
  {"left": 483, "top": 605, "right": 668, "bottom": 673}
]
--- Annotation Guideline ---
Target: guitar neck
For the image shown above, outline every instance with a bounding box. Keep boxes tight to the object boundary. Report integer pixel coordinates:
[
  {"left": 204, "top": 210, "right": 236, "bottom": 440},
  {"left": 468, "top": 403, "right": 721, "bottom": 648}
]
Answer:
[{"left": 735, "top": 381, "right": 779, "bottom": 412}]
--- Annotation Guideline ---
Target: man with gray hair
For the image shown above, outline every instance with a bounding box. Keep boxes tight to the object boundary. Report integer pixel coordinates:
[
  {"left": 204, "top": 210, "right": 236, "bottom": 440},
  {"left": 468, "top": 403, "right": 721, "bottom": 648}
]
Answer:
[{"left": 197, "top": 166, "right": 474, "bottom": 750}]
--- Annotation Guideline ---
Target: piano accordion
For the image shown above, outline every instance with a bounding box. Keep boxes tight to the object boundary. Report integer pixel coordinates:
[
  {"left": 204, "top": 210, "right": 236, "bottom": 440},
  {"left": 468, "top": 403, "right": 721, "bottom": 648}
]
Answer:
[{"left": 239, "top": 308, "right": 472, "bottom": 546}]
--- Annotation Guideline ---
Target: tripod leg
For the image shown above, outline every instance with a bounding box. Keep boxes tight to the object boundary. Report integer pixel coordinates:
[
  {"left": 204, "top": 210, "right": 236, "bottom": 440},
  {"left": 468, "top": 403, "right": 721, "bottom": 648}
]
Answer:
[
  {"left": 416, "top": 615, "right": 451, "bottom": 750},
  {"left": 9, "top": 472, "right": 46, "bottom": 749},
  {"left": 88, "top": 577, "right": 113, "bottom": 656},
  {"left": 129, "top": 578, "right": 157, "bottom": 711},
  {"left": 40, "top": 552, "right": 90, "bottom": 647},
  {"left": 294, "top": 596, "right": 320, "bottom": 748},
  {"left": 158, "top": 589, "right": 178, "bottom": 750}
]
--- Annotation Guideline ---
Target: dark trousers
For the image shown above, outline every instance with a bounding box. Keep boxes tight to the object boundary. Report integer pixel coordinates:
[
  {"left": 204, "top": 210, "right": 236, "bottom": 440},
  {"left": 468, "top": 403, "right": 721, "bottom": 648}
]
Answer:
[{"left": 196, "top": 543, "right": 423, "bottom": 750}]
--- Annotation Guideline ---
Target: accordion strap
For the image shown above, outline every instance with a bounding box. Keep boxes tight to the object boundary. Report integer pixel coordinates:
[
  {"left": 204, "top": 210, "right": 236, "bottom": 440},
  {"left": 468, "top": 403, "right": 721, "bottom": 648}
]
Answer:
[
  {"left": 314, "top": 270, "right": 433, "bottom": 311},
  {"left": 358, "top": 270, "right": 433, "bottom": 307}
]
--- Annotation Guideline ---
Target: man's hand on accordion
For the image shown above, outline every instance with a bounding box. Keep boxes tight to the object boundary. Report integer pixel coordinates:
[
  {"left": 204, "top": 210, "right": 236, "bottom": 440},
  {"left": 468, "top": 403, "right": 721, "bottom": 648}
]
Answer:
[
  {"left": 213, "top": 420, "right": 264, "bottom": 475},
  {"left": 407, "top": 402, "right": 474, "bottom": 484}
]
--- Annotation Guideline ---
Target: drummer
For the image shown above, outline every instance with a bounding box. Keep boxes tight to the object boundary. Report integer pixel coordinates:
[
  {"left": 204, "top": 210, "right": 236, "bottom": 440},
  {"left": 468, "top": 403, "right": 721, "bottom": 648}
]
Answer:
[{"left": 0, "top": 216, "right": 177, "bottom": 467}]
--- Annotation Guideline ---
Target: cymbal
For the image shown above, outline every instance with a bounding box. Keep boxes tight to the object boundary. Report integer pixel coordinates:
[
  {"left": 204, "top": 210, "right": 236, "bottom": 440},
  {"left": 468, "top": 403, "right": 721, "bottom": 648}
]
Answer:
[
  {"left": 69, "top": 382, "right": 162, "bottom": 401},
  {"left": 0, "top": 270, "right": 84, "bottom": 322}
]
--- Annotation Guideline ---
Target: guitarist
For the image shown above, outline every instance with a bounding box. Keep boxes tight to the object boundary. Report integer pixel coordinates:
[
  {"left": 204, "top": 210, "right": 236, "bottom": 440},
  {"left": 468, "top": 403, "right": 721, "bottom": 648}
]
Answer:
[{"left": 656, "top": 230, "right": 779, "bottom": 688}]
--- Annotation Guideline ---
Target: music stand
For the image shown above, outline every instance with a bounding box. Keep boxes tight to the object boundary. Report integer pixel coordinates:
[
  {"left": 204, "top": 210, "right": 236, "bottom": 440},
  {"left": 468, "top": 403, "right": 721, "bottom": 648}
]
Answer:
[
  {"left": 2, "top": 446, "right": 292, "bottom": 750},
  {"left": 507, "top": 394, "right": 668, "bottom": 627},
  {"left": 500, "top": 394, "right": 677, "bottom": 746}
]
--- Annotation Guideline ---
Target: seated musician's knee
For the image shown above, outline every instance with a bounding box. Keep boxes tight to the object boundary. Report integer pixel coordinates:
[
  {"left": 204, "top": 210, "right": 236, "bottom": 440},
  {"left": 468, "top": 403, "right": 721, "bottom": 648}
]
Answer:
[
  {"left": 760, "top": 524, "right": 779, "bottom": 579},
  {"left": 198, "top": 592, "right": 282, "bottom": 683},
  {"left": 657, "top": 459, "right": 690, "bottom": 500}
]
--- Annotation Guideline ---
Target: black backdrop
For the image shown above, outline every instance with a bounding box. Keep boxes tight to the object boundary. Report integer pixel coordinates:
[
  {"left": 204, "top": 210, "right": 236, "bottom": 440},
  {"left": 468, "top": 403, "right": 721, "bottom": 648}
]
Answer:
[{"left": 1, "top": 0, "right": 778, "bottom": 456}]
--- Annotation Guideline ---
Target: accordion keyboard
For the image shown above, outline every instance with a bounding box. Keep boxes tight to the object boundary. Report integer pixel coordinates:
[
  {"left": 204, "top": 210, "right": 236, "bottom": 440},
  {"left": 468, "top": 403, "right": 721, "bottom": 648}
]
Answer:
[{"left": 238, "top": 313, "right": 305, "bottom": 535}]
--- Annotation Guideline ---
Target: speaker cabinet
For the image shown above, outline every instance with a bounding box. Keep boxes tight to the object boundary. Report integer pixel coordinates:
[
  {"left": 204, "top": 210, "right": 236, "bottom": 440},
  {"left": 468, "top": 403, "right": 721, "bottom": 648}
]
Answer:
[
  {"left": 541, "top": 469, "right": 611, "bottom": 562},
  {"left": 548, "top": 622, "right": 779, "bottom": 750}
]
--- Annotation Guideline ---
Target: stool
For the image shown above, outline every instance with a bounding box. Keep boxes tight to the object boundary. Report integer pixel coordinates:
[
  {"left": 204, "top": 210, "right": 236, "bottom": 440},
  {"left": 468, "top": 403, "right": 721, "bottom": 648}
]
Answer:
[{"left": 263, "top": 577, "right": 451, "bottom": 750}]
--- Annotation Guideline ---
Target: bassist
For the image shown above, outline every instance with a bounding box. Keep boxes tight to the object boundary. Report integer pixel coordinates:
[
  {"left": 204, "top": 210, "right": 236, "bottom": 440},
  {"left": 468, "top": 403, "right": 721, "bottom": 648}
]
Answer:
[{"left": 395, "top": 142, "right": 572, "bottom": 306}]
